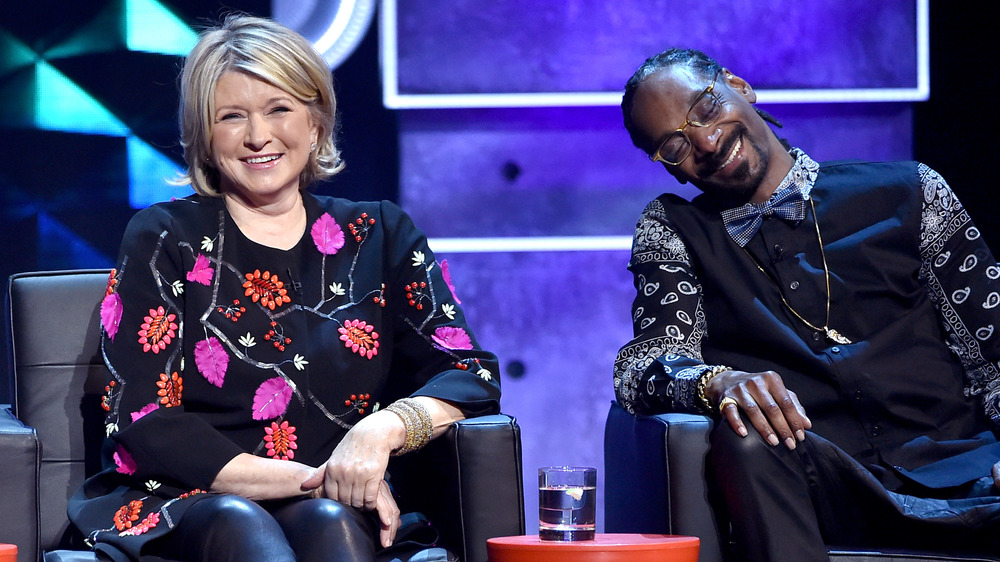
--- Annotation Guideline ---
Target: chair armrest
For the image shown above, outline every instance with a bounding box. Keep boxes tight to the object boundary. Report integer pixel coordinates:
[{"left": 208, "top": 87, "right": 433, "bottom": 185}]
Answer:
[
  {"left": 0, "top": 405, "right": 40, "bottom": 558},
  {"left": 604, "top": 401, "right": 723, "bottom": 562},
  {"left": 389, "top": 414, "right": 524, "bottom": 562}
]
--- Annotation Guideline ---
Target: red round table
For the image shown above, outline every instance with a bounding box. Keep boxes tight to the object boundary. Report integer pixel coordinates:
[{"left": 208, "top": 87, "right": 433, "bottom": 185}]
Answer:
[{"left": 486, "top": 533, "right": 699, "bottom": 562}]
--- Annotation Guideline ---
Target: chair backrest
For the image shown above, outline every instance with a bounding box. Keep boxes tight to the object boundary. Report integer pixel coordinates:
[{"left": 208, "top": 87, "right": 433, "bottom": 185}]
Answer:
[{"left": 7, "top": 269, "right": 110, "bottom": 551}]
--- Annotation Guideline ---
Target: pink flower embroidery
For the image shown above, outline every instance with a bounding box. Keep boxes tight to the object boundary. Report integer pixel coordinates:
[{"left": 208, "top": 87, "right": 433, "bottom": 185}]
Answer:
[
  {"left": 114, "top": 446, "right": 137, "bottom": 475},
  {"left": 264, "top": 420, "right": 298, "bottom": 460},
  {"left": 338, "top": 319, "right": 380, "bottom": 359},
  {"left": 137, "top": 306, "right": 177, "bottom": 354},
  {"left": 311, "top": 213, "right": 345, "bottom": 255},
  {"left": 131, "top": 402, "right": 159, "bottom": 422},
  {"left": 432, "top": 326, "right": 473, "bottom": 350},
  {"left": 440, "top": 259, "right": 462, "bottom": 305},
  {"left": 252, "top": 377, "right": 293, "bottom": 420},
  {"left": 101, "top": 292, "right": 123, "bottom": 341},
  {"left": 186, "top": 254, "right": 214, "bottom": 285},
  {"left": 194, "top": 337, "right": 229, "bottom": 388}
]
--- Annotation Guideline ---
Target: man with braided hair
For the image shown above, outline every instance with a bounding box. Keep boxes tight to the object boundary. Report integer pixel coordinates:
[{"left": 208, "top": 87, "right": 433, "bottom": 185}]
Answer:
[{"left": 614, "top": 48, "right": 1000, "bottom": 560}]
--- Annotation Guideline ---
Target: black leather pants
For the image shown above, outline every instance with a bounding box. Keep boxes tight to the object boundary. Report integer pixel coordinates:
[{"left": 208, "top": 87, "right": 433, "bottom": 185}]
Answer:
[{"left": 147, "top": 494, "right": 377, "bottom": 561}]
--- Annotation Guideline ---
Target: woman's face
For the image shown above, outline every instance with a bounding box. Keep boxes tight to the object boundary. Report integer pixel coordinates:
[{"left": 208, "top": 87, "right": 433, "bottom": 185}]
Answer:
[{"left": 209, "top": 71, "right": 318, "bottom": 203}]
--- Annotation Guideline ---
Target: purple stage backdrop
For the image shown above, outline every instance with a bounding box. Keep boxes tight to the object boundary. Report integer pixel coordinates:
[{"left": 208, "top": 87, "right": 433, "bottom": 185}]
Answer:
[
  {"left": 388, "top": 0, "right": 923, "bottom": 105},
  {"left": 386, "top": 0, "right": 924, "bottom": 533}
]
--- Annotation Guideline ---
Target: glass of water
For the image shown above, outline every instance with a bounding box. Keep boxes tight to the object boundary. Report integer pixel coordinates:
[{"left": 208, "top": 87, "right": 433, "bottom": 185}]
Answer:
[{"left": 538, "top": 466, "right": 597, "bottom": 541}]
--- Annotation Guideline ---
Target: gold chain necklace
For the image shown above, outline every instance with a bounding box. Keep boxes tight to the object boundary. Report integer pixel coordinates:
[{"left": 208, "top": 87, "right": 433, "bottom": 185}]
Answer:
[{"left": 741, "top": 198, "right": 852, "bottom": 345}]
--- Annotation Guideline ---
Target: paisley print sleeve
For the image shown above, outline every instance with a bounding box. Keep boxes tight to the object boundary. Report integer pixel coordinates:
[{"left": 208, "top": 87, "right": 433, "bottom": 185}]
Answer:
[
  {"left": 917, "top": 164, "right": 1000, "bottom": 424},
  {"left": 613, "top": 198, "right": 718, "bottom": 415}
]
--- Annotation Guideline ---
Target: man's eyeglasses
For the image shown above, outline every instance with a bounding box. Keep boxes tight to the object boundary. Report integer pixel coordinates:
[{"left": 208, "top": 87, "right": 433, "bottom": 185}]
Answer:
[{"left": 649, "top": 69, "right": 724, "bottom": 166}]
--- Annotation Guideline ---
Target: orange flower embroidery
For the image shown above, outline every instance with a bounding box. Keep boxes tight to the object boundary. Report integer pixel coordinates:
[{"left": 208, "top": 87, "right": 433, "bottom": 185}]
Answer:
[
  {"left": 156, "top": 372, "right": 183, "bottom": 407},
  {"left": 263, "top": 420, "right": 298, "bottom": 460},
  {"left": 338, "top": 319, "right": 380, "bottom": 359},
  {"left": 120, "top": 511, "right": 160, "bottom": 536},
  {"left": 113, "top": 499, "right": 143, "bottom": 531},
  {"left": 138, "top": 306, "right": 177, "bottom": 354},
  {"left": 105, "top": 268, "right": 118, "bottom": 296},
  {"left": 242, "top": 269, "right": 291, "bottom": 310}
]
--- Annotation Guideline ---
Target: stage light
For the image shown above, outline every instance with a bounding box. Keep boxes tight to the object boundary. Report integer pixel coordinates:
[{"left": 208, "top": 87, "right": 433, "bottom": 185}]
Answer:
[{"left": 273, "top": 0, "right": 377, "bottom": 70}]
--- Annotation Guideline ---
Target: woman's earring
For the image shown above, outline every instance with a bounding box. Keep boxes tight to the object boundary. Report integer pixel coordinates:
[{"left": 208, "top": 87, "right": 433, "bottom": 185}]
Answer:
[{"left": 310, "top": 142, "right": 317, "bottom": 152}]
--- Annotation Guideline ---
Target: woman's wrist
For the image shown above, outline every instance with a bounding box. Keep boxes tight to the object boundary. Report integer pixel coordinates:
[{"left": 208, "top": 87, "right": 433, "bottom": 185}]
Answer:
[
  {"left": 355, "top": 409, "right": 407, "bottom": 452},
  {"left": 383, "top": 398, "right": 433, "bottom": 455}
]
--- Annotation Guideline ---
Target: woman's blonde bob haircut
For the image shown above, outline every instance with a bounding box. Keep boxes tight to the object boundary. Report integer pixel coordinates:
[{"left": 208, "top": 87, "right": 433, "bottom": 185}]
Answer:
[{"left": 178, "top": 14, "right": 344, "bottom": 196}]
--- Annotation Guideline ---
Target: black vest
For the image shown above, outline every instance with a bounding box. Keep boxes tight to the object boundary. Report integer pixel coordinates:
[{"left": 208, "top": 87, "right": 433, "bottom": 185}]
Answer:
[{"left": 662, "top": 160, "right": 998, "bottom": 487}]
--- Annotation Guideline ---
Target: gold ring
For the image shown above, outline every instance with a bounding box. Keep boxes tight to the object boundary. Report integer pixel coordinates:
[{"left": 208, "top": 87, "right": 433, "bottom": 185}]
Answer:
[{"left": 718, "top": 397, "right": 738, "bottom": 413}]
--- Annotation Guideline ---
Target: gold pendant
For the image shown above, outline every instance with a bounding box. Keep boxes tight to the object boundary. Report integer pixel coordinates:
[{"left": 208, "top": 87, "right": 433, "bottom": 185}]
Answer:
[{"left": 825, "top": 327, "right": 852, "bottom": 345}]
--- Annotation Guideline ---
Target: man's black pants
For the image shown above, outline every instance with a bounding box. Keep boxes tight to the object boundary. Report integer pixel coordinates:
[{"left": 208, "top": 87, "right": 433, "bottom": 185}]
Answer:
[{"left": 709, "top": 420, "right": 1000, "bottom": 561}]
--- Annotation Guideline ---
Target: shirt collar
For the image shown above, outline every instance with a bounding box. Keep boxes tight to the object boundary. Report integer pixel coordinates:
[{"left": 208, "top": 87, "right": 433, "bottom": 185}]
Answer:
[{"left": 764, "top": 147, "right": 818, "bottom": 205}]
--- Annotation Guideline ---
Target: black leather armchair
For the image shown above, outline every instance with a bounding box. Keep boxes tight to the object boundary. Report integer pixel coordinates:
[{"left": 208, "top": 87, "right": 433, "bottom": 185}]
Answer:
[
  {"left": 1, "top": 269, "right": 524, "bottom": 562},
  {"left": 604, "top": 400, "right": 999, "bottom": 562}
]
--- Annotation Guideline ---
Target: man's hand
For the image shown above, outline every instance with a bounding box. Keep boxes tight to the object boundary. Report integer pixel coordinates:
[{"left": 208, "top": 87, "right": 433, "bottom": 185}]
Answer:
[
  {"left": 991, "top": 461, "right": 1000, "bottom": 490},
  {"left": 707, "top": 369, "right": 812, "bottom": 449}
]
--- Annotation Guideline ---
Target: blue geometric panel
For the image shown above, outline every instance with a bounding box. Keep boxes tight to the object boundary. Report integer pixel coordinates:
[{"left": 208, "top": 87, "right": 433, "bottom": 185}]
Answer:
[
  {"left": 36, "top": 212, "right": 115, "bottom": 269},
  {"left": 127, "top": 136, "right": 193, "bottom": 208},
  {"left": 0, "top": 30, "right": 36, "bottom": 76},
  {"left": 125, "top": 0, "right": 198, "bottom": 55},
  {"left": 34, "top": 61, "right": 130, "bottom": 136}
]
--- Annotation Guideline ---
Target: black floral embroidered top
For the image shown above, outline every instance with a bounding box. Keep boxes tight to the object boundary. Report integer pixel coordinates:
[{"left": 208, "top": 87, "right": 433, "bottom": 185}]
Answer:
[{"left": 70, "top": 192, "right": 500, "bottom": 554}]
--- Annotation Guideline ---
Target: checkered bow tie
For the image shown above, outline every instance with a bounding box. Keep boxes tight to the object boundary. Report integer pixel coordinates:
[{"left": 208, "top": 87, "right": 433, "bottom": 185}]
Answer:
[{"left": 720, "top": 187, "right": 807, "bottom": 247}]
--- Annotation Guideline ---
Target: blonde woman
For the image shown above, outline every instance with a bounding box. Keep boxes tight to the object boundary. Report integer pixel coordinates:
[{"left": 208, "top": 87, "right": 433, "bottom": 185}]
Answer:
[{"left": 69, "top": 15, "right": 499, "bottom": 562}]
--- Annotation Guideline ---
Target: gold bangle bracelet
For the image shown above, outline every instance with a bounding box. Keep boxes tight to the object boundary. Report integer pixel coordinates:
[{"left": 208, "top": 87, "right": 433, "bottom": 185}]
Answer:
[
  {"left": 696, "top": 365, "right": 732, "bottom": 412},
  {"left": 384, "top": 398, "right": 432, "bottom": 456}
]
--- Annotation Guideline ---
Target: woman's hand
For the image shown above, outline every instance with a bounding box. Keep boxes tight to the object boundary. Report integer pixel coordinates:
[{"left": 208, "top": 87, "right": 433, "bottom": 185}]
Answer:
[
  {"left": 300, "top": 397, "right": 466, "bottom": 546},
  {"left": 210, "top": 453, "right": 320, "bottom": 501},
  {"left": 301, "top": 410, "right": 406, "bottom": 546},
  {"left": 374, "top": 478, "right": 401, "bottom": 548}
]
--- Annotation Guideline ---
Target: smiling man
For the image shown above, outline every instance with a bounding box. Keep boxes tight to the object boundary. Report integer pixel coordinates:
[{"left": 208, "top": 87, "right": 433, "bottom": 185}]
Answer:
[{"left": 614, "top": 48, "right": 1000, "bottom": 560}]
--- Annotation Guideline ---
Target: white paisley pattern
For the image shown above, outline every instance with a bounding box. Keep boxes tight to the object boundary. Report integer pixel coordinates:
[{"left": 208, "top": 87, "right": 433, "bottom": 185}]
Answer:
[
  {"left": 615, "top": 152, "right": 1000, "bottom": 422},
  {"left": 613, "top": 199, "right": 710, "bottom": 413},
  {"left": 917, "top": 163, "right": 1000, "bottom": 421}
]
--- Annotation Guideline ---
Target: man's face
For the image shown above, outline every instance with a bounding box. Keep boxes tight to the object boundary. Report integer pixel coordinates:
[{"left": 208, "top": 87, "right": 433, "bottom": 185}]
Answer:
[{"left": 629, "top": 65, "right": 786, "bottom": 205}]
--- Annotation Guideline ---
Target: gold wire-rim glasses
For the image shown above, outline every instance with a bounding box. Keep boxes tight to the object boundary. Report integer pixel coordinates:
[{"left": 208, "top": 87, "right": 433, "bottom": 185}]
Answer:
[{"left": 649, "top": 68, "right": 725, "bottom": 166}]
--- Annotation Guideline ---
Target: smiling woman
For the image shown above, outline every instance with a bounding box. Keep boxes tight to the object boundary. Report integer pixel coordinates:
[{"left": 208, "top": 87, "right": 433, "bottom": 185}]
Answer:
[
  {"left": 177, "top": 16, "right": 343, "bottom": 200},
  {"left": 210, "top": 71, "right": 319, "bottom": 202},
  {"left": 66, "top": 14, "right": 501, "bottom": 562},
  {"left": 210, "top": 71, "right": 319, "bottom": 249}
]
